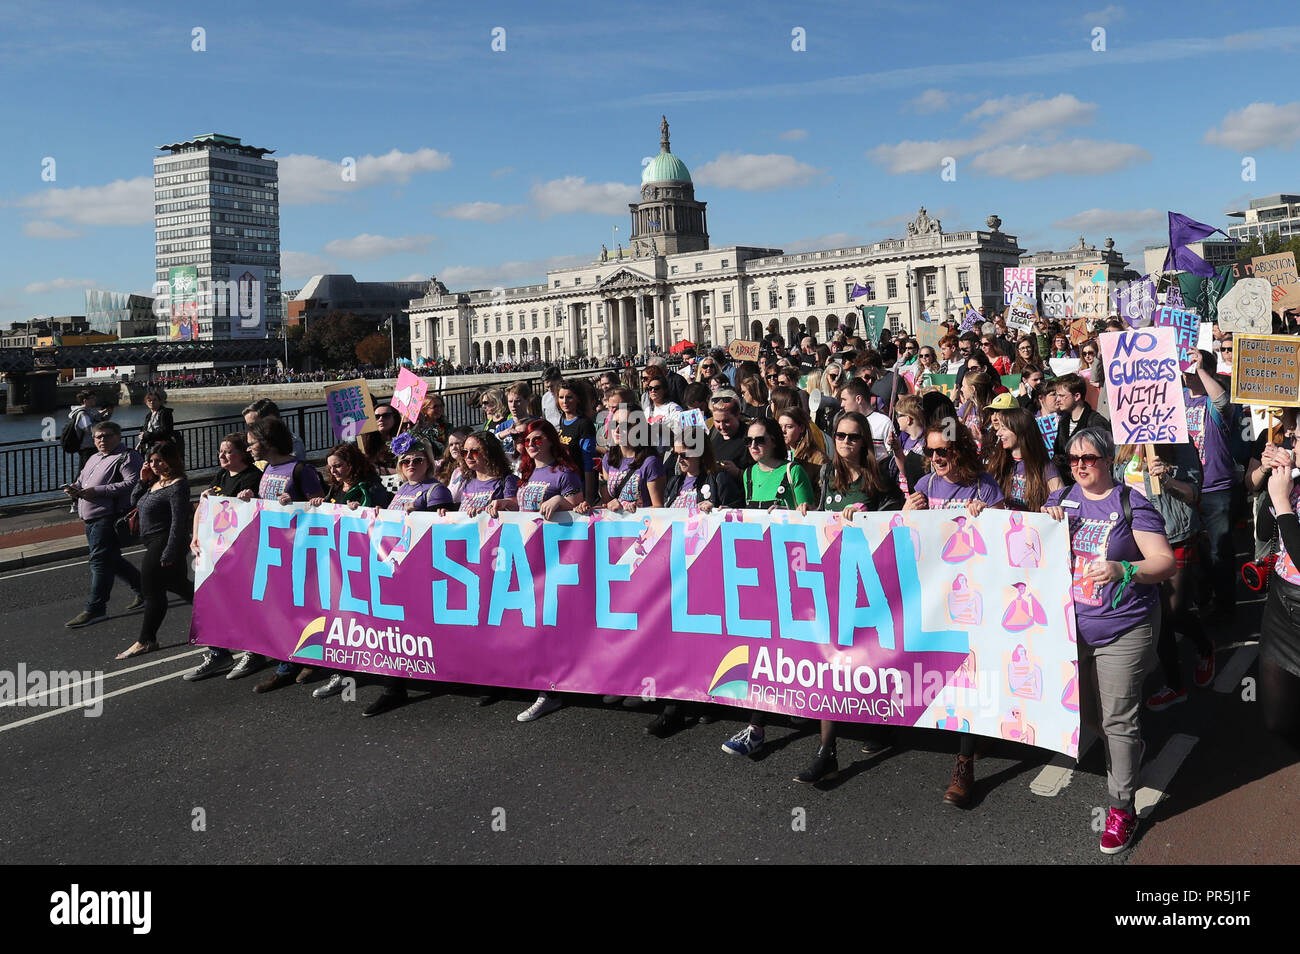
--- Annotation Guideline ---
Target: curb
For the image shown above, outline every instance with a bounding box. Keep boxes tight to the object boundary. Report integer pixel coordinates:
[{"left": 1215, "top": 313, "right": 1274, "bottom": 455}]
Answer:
[{"left": 0, "top": 539, "right": 92, "bottom": 573}]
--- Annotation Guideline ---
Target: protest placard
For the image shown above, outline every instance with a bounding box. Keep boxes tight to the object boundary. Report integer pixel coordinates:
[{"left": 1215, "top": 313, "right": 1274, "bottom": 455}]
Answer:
[
  {"left": 1072, "top": 266, "right": 1108, "bottom": 323},
  {"left": 1150, "top": 305, "right": 1199, "bottom": 371},
  {"left": 1049, "top": 357, "right": 1080, "bottom": 378},
  {"left": 1253, "top": 252, "right": 1300, "bottom": 313},
  {"left": 1006, "top": 297, "right": 1036, "bottom": 333},
  {"left": 1035, "top": 413, "right": 1059, "bottom": 451},
  {"left": 1230, "top": 335, "right": 1300, "bottom": 407},
  {"left": 1217, "top": 277, "right": 1275, "bottom": 335},
  {"left": 391, "top": 368, "right": 428, "bottom": 423},
  {"left": 323, "top": 378, "right": 379, "bottom": 441},
  {"left": 193, "top": 503, "right": 1079, "bottom": 755},
  {"left": 1040, "top": 278, "right": 1073, "bottom": 320},
  {"left": 727, "top": 339, "right": 760, "bottom": 362},
  {"left": 862, "top": 305, "right": 889, "bottom": 342},
  {"left": 1068, "top": 317, "right": 1092, "bottom": 347},
  {"left": 927, "top": 374, "right": 957, "bottom": 399},
  {"left": 1004, "top": 267, "right": 1035, "bottom": 308},
  {"left": 915, "top": 316, "right": 943, "bottom": 351},
  {"left": 1100, "top": 328, "right": 1189, "bottom": 445}
]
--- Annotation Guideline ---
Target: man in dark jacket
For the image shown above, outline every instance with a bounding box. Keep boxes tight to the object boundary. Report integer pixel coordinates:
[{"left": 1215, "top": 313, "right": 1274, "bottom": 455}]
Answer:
[{"left": 1051, "top": 373, "right": 1109, "bottom": 484}]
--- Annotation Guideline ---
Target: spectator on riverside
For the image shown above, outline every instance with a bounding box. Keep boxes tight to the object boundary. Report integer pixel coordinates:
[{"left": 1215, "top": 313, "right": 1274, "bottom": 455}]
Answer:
[
  {"left": 1045, "top": 427, "right": 1175, "bottom": 854},
  {"left": 233, "top": 418, "right": 323, "bottom": 692},
  {"left": 184, "top": 433, "right": 263, "bottom": 681},
  {"left": 242, "top": 398, "right": 306, "bottom": 461},
  {"left": 68, "top": 391, "right": 111, "bottom": 469},
  {"left": 63, "top": 421, "right": 144, "bottom": 628},
  {"left": 136, "top": 387, "right": 179, "bottom": 455},
  {"left": 114, "top": 442, "right": 193, "bottom": 660}
]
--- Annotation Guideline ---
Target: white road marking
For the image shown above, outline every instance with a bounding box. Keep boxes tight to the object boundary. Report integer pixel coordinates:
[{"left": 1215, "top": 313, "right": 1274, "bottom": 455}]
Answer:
[
  {"left": 0, "top": 649, "right": 204, "bottom": 708},
  {"left": 1215, "top": 644, "right": 1259, "bottom": 694},
  {"left": 0, "top": 668, "right": 193, "bottom": 733},
  {"left": 0, "top": 548, "right": 146, "bottom": 580},
  {"left": 1135, "top": 733, "right": 1198, "bottom": 818},
  {"left": 1030, "top": 732, "right": 1098, "bottom": 797}
]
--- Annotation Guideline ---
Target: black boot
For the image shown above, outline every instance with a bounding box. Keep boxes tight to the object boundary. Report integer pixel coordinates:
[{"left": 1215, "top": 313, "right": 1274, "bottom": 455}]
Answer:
[{"left": 794, "top": 744, "right": 839, "bottom": 783}]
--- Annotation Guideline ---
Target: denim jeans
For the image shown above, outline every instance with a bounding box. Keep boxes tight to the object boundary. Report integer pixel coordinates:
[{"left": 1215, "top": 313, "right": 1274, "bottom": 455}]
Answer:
[
  {"left": 85, "top": 516, "right": 141, "bottom": 615},
  {"left": 1199, "top": 489, "right": 1236, "bottom": 611}
]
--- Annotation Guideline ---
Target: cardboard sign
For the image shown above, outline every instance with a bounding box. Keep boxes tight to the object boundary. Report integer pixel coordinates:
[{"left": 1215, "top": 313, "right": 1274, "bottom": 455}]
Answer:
[
  {"left": 1217, "top": 277, "right": 1276, "bottom": 335},
  {"left": 1006, "top": 297, "right": 1036, "bottom": 332},
  {"left": 727, "top": 339, "right": 760, "bottom": 362},
  {"left": 1150, "top": 305, "right": 1200, "bottom": 371},
  {"left": 1049, "top": 357, "right": 1081, "bottom": 378},
  {"left": 927, "top": 374, "right": 958, "bottom": 399},
  {"left": 915, "top": 315, "right": 944, "bottom": 351},
  {"left": 1035, "top": 413, "right": 1059, "bottom": 451},
  {"left": 1004, "top": 267, "right": 1036, "bottom": 308},
  {"left": 1253, "top": 252, "right": 1300, "bottom": 313},
  {"left": 1040, "top": 279, "right": 1073, "bottom": 320},
  {"left": 1068, "top": 317, "right": 1092, "bottom": 347},
  {"left": 1100, "top": 328, "right": 1190, "bottom": 445},
  {"left": 1072, "top": 266, "right": 1108, "bottom": 323},
  {"left": 391, "top": 368, "right": 428, "bottom": 423},
  {"left": 323, "top": 378, "right": 379, "bottom": 441},
  {"left": 1230, "top": 334, "right": 1300, "bottom": 407}
]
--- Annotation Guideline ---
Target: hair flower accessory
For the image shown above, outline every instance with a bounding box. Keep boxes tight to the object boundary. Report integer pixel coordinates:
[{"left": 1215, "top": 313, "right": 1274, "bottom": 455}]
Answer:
[{"left": 390, "top": 432, "right": 414, "bottom": 455}]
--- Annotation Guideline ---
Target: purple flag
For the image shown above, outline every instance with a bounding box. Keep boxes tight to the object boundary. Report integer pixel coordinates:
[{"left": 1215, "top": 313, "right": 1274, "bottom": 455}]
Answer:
[
  {"left": 1113, "top": 276, "right": 1156, "bottom": 328},
  {"left": 850, "top": 282, "right": 870, "bottom": 300},
  {"left": 960, "top": 306, "right": 982, "bottom": 332},
  {"left": 1163, "top": 211, "right": 1230, "bottom": 277}
]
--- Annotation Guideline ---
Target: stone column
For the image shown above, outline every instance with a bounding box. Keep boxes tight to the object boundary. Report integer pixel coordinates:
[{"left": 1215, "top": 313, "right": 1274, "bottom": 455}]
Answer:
[
  {"left": 687, "top": 291, "right": 699, "bottom": 344},
  {"left": 637, "top": 295, "right": 649, "bottom": 357},
  {"left": 937, "top": 264, "right": 949, "bottom": 320}
]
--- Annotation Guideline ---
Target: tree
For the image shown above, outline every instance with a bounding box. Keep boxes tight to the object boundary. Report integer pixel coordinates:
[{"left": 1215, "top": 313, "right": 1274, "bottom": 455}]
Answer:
[
  {"left": 302, "top": 312, "right": 370, "bottom": 366},
  {"left": 355, "top": 332, "right": 390, "bottom": 366}
]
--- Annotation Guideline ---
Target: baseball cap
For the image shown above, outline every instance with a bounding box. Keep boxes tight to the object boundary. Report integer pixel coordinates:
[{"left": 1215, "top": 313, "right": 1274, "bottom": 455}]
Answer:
[{"left": 986, "top": 392, "right": 1019, "bottom": 411}]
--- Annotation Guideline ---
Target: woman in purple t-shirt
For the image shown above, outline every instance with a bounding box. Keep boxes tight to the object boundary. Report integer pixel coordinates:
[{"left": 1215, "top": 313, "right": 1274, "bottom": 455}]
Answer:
[
  {"left": 903, "top": 415, "right": 1004, "bottom": 809},
  {"left": 584, "top": 405, "right": 665, "bottom": 512},
  {"left": 454, "top": 431, "right": 519, "bottom": 517},
  {"left": 495, "top": 419, "right": 586, "bottom": 723},
  {"left": 1045, "top": 426, "right": 1174, "bottom": 856},
  {"left": 987, "top": 406, "right": 1062, "bottom": 513}
]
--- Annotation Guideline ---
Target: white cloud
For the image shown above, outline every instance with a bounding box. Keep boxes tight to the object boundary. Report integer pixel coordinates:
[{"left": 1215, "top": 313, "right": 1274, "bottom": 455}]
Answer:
[
  {"left": 1081, "top": 5, "right": 1126, "bottom": 26},
  {"left": 13, "top": 176, "right": 152, "bottom": 226},
  {"left": 868, "top": 138, "right": 972, "bottom": 175},
  {"left": 321, "top": 233, "right": 436, "bottom": 261},
  {"left": 280, "top": 251, "right": 337, "bottom": 281},
  {"left": 22, "top": 220, "right": 81, "bottom": 239},
  {"left": 23, "top": 277, "right": 97, "bottom": 295},
  {"left": 1203, "top": 102, "right": 1300, "bottom": 151},
  {"left": 1052, "top": 208, "right": 1165, "bottom": 233},
  {"left": 491, "top": 167, "right": 516, "bottom": 178},
  {"left": 399, "top": 273, "right": 429, "bottom": 283},
  {"left": 440, "top": 254, "right": 592, "bottom": 289},
  {"left": 778, "top": 128, "right": 808, "bottom": 141},
  {"left": 971, "top": 140, "right": 1150, "bottom": 179},
  {"left": 530, "top": 177, "right": 638, "bottom": 216},
  {"left": 279, "top": 148, "right": 452, "bottom": 204},
  {"left": 693, "top": 153, "right": 825, "bottom": 191},
  {"left": 440, "top": 201, "right": 527, "bottom": 222},
  {"left": 909, "top": 89, "right": 953, "bottom": 113},
  {"left": 780, "top": 232, "right": 864, "bottom": 252}
]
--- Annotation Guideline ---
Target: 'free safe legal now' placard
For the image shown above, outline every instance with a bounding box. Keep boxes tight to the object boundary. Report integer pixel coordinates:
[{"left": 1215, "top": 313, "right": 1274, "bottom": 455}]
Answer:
[{"left": 1231, "top": 335, "right": 1300, "bottom": 407}]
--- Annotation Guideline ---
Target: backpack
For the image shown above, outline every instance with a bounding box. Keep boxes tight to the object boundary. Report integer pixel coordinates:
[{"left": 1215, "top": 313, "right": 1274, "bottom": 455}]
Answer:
[{"left": 60, "top": 415, "right": 83, "bottom": 454}]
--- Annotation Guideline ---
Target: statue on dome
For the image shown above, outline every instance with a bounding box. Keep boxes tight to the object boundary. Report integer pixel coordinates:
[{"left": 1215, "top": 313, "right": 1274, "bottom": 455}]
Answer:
[
  {"left": 601, "top": 244, "right": 608, "bottom": 262},
  {"left": 660, "top": 115, "right": 671, "bottom": 152}
]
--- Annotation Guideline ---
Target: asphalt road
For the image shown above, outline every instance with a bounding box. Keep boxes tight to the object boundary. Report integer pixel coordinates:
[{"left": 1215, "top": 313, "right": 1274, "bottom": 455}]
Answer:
[{"left": 0, "top": 551, "right": 1293, "bottom": 865}]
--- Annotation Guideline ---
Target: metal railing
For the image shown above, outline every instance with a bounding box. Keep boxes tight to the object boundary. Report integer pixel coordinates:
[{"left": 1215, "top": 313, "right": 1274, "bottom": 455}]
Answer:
[{"left": 0, "top": 371, "right": 614, "bottom": 503}]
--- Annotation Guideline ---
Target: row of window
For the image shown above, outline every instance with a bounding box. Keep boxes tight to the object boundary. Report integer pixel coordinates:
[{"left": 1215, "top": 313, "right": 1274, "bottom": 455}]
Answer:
[{"left": 211, "top": 171, "right": 277, "bottom": 189}]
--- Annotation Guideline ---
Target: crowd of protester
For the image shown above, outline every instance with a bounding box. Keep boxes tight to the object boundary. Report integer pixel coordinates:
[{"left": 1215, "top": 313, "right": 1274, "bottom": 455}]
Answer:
[{"left": 59, "top": 308, "right": 1300, "bottom": 857}]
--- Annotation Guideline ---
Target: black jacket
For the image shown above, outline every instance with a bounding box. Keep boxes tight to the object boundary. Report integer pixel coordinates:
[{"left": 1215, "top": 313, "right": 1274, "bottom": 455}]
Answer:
[
  {"left": 664, "top": 468, "right": 744, "bottom": 509},
  {"left": 1052, "top": 404, "right": 1109, "bottom": 481}
]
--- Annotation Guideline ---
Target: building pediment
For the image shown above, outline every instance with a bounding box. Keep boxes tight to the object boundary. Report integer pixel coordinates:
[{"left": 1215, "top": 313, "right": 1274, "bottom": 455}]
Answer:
[{"left": 597, "top": 268, "right": 656, "bottom": 291}]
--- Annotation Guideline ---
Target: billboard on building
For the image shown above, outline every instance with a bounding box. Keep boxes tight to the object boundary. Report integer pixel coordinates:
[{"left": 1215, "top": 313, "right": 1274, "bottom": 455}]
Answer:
[
  {"left": 225, "top": 264, "right": 265, "bottom": 338},
  {"left": 169, "top": 266, "right": 199, "bottom": 341},
  {"left": 84, "top": 290, "right": 130, "bottom": 334}
]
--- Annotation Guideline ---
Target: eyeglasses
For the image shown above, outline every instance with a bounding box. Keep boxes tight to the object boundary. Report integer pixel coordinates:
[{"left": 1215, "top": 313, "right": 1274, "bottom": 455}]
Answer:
[
  {"left": 1082, "top": 350, "right": 1097, "bottom": 357},
  {"left": 923, "top": 446, "right": 952, "bottom": 459},
  {"left": 835, "top": 431, "right": 864, "bottom": 443},
  {"left": 745, "top": 436, "right": 768, "bottom": 446},
  {"left": 524, "top": 435, "right": 546, "bottom": 447},
  {"left": 463, "top": 447, "right": 482, "bottom": 457},
  {"left": 1066, "top": 454, "right": 1106, "bottom": 468},
  {"left": 398, "top": 456, "right": 427, "bottom": 466}
]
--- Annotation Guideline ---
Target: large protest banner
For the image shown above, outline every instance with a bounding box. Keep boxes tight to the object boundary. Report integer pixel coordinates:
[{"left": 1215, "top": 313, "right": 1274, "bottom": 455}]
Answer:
[
  {"left": 1100, "top": 328, "right": 1189, "bottom": 444},
  {"left": 1252, "top": 252, "right": 1300, "bottom": 314},
  {"left": 1004, "top": 267, "right": 1035, "bottom": 308},
  {"left": 192, "top": 503, "right": 1081, "bottom": 756},
  {"left": 1230, "top": 335, "right": 1300, "bottom": 407},
  {"left": 1150, "top": 304, "right": 1200, "bottom": 371}
]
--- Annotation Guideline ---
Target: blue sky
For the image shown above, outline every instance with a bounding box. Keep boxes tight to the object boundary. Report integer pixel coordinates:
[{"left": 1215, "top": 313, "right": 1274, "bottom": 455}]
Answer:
[{"left": 2, "top": 0, "right": 1299, "bottom": 326}]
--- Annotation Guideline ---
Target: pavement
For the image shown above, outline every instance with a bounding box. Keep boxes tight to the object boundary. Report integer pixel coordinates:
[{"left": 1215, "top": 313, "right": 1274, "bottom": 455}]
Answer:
[{"left": 0, "top": 534, "right": 1294, "bottom": 864}]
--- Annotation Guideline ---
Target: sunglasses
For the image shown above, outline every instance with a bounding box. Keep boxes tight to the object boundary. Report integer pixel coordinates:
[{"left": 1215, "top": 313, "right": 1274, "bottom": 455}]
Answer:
[
  {"left": 463, "top": 447, "right": 482, "bottom": 456},
  {"left": 398, "top": 456, "right": 427, "bottom": 466},
  {"left": 745, "top": 436, "right": 768, "bottom": 446},
  {"left": 524, "top": 435, "right": 546, "bottom": 447},
  {"left": 647, "top": 384, "right": 665, "bottom": 392},
  {"left": 923, "top": 446, "right": 952, "bottom": 459},
  {"left": 1067, "top": 454, "right": 1106, "bottom": 467},
  {"left": 834, "top": 431, "right": 864, "bottom": 443},
  {"left": 1082, "top": 350, "right": 1097, "bottom": 357},
  {"left": 377, "top": 411, "right": 397, "bottom": 419}
]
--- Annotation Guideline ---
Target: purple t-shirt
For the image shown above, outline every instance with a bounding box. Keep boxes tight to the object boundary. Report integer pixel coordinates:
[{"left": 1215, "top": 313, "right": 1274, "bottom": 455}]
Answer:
[
  {"left": 670, "top": 473, "right": 702, "bottom": 510},
  {"left": 460, "top": 474, "right": 520, "bottom": 513},
  {"left": 1046, "top": 483, "right": 1165, "bottom": 647},
  {"left": 517, "top": 464, "right": 583, "bottom": 512},
  {"left": 1006, "top": 460, "right": 1061, "bottom": 512},
  {"left": 390, "top": 479, "right": 452, "bottom": 512},
  {"left": 916, "top": 472, "right": 1004, "bottom": 510},
  {"left": 603, "top": 453, "right": 666, "bottom": 506},
  {"left": 901, "top": 431, "right": 924, "bottom": 454},
  {"left": 259, "top": 459, "right": 323, "bottom": 502},
  {"left": 1184, "top": 393, "right": 1234, "bottom": 494}
]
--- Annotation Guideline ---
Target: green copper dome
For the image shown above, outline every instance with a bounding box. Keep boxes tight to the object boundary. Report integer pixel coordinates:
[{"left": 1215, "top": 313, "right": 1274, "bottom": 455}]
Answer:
[
  {"left": 641, "top": 115, "right": 691, "bottom": 184},
  {"left": 642, "top": 150, "right": 691, "bottom": 184}
]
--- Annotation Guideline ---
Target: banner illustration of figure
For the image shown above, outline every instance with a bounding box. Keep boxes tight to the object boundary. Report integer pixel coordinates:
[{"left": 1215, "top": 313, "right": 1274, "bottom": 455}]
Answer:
[
  {"left": 1006, "top": 644, "right": 1044, "bottom": 701},
  {"left": 1005, "top": 512, "right": 1043, "bottom": 568},
  {"left": 1002, "top": 582, "right": 1047, "bottom": 632},
  {"left": 947, "top": 574, "right": 983, "bottom": 624},
  {"left": 941, "top": 515, "right": 987, "bottom": 563}
]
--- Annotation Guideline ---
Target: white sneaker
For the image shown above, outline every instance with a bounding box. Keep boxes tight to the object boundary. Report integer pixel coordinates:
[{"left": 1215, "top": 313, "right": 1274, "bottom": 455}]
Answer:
[
  {"left": 312, "top": 672, "right": 345, "bottom": 699},
  {"left": 517, "top": 691, "right": 563, "bottom": 723},
  {"left": 225, "top": 652, "right": 261, "bottom": 680}
]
